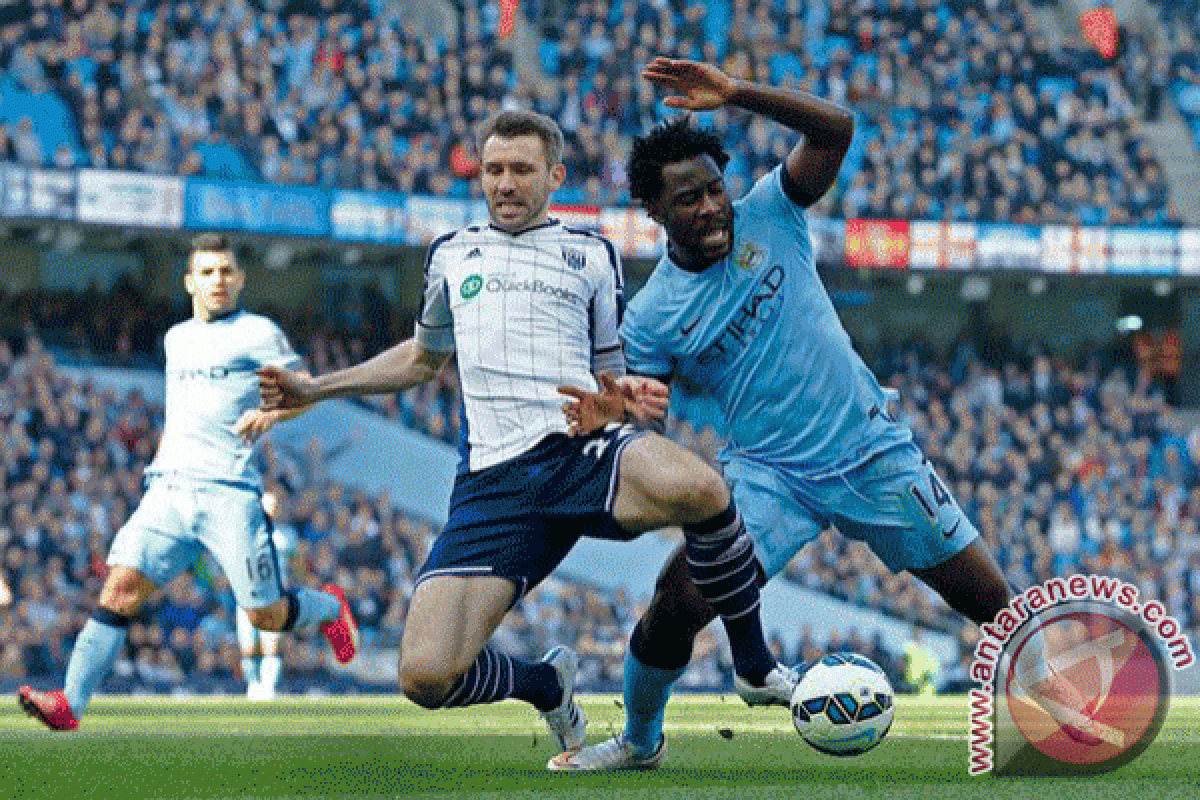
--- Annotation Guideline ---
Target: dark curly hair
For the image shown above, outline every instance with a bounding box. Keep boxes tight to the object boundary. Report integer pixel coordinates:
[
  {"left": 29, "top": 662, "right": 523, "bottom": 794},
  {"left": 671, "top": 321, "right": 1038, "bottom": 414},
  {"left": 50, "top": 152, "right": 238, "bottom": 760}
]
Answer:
[{"left": 628, "top": 117, "right": 730, "bottom": 206}]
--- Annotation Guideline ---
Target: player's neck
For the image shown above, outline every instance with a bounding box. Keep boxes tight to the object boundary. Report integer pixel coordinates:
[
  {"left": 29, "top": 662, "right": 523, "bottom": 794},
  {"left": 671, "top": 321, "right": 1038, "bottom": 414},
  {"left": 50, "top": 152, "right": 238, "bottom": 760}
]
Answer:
[
  {"left": 668, "top": 242, "right": 719, "bottom": 274},
  {"left": 488, "top": 216, "right": 557, "bottom": 236},
  {"left": 195, "top": 306, "right": 239, "bottom": 323}
]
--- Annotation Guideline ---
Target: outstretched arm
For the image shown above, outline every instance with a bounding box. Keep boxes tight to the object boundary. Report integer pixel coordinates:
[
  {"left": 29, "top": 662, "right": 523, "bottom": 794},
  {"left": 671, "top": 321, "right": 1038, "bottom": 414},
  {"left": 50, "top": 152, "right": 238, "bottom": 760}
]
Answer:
[
  {"left": 258, "top": 339, "right": 451, "bottom": 410},
  {"left": 643, "top": 56, "right": 854, "bottom": 207}
]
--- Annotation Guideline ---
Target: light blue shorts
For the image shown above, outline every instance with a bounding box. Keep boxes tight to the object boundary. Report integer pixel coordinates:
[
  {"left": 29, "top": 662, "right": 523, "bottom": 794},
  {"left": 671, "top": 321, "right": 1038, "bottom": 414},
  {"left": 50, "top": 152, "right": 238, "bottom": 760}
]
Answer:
[
  {"left": 724, "top": 441, "right": 979, "bottom": 577},
  {"left": 107, "top": 477, "right": 283, "bottom": 609}
]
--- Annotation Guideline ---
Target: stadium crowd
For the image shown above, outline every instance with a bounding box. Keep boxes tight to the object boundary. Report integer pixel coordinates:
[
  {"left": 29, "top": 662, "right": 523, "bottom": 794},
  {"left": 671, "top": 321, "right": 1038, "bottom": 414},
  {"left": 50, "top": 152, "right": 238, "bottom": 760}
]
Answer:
[{"left": 0, "top": 0, "right": 1184, "bottom": 226}]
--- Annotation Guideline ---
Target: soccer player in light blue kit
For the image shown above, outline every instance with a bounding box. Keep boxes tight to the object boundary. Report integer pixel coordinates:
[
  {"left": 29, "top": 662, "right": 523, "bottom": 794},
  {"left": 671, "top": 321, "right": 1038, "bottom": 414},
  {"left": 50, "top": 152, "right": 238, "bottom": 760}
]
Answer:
[
  {"left": 18, "top": 234, "right": 359, "bottom": 731},
  {"left": 552, "top": 58, "right": 1101, "bottom": 769}
]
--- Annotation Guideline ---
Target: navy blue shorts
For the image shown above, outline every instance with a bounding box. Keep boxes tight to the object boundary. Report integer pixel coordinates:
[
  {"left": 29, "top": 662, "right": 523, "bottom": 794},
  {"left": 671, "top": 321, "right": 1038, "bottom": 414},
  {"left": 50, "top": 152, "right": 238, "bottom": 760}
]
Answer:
[{"left": 418, "top": 424, "right": 645, "bottom": 600}]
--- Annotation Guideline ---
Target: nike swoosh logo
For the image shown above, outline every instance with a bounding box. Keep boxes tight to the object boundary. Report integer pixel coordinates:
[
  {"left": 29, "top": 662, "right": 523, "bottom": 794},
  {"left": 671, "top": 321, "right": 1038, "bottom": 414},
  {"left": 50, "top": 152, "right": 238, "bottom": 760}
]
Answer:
[
  {"left": 943, "top": 520, "right": 961, "bottom": 539},
  {"left": 681, "top": 316, "right": 703, "bottom": 335}
]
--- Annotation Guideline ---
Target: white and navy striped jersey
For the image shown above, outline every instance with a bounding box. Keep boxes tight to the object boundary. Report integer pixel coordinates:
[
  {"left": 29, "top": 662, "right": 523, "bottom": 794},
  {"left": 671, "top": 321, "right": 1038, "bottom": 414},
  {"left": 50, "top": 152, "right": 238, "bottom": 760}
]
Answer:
[
  {"left": 147, "top": 310, "right": 303, "bottom": 487},
  {"left": 416, "top": 219, "right": 626, "bottom": 472}
]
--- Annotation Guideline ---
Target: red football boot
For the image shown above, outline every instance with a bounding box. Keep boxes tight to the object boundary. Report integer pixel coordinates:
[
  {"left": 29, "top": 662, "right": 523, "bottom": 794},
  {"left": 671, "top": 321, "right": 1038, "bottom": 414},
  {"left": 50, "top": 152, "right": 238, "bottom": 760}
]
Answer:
[
  {"left": 18, "top": 687, "right": 79, "bottom": 731},
  {"left": 318, "top": 584, "right": 360, "bottom": 664}
]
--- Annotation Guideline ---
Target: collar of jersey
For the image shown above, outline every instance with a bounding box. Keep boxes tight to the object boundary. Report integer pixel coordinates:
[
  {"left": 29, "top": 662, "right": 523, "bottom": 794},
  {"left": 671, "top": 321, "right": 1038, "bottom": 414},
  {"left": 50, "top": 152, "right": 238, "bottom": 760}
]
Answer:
[
  {"left": 200, "top": 308, "right": 241, "bottom": 324},
  {"left": 487, "top": 218, "right": 560, "bottom": 236}
]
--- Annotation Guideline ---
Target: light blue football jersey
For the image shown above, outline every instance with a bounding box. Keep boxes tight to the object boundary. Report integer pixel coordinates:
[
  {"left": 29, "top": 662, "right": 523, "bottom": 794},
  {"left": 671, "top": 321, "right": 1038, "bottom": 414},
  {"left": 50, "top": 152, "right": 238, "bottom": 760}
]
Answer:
[
  {"left": 622, "top": 166, "right": 910, "bottom": 477},
  {"left": 147, "top": 310, "right": 303, "bottom": 488}
]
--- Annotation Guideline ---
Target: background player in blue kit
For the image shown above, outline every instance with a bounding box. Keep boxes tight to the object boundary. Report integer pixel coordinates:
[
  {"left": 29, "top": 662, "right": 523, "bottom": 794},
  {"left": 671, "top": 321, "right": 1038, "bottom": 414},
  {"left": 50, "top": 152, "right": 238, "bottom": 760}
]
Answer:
[
  {"left": 257, "top": 109, "right": 795, "bottom": 760},
  {"left": 552, "top": 57, "right": 1101, "bottom": 770},
  {"left": 18, "top": 235, "right": 359, "bottom": 731}
]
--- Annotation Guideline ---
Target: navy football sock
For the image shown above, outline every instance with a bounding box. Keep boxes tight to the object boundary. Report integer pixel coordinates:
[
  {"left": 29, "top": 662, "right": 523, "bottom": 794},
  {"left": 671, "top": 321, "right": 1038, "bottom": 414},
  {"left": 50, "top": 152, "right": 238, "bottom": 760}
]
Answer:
[{"left": 684, "top": 504, "right": 775, "bottom": 684}]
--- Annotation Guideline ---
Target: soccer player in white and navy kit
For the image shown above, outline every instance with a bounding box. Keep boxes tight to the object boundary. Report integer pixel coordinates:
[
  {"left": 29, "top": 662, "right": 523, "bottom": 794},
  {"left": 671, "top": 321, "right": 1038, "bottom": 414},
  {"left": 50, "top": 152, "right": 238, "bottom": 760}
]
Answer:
[
  {"left": 553, "top": 58, "right": 1103, "bottom": 770},
  {"left": 258, "top": 110, "right": 794, "bottom": 758},
  {"left": 18, "top": 235, "right": 359, "bottom": 731}
]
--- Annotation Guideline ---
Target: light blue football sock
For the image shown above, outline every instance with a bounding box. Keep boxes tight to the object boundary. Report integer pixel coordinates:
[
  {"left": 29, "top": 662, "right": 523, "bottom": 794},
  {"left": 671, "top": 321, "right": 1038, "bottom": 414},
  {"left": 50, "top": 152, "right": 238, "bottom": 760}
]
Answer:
[
  {"left": 286, "top": 588, "right": 341, "bottom": 631},
  {"left": 261, "top": 655, "right": 283, "bottom": 692},
  {"left": 64, "top": 611, "right": 131, "bottom": 718},
  {"left": 623, "top": 651, "right": 685, "bottom": 755}
]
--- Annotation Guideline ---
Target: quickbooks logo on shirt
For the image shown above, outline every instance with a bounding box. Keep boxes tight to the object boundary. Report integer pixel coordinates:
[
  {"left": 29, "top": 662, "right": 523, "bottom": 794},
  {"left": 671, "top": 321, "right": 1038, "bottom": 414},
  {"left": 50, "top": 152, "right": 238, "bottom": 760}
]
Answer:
[
  {"left": 485, "top": 277, "right": 583, "bottom": 305},
  {"left": 460, "top": 274, "right": 483, "bottom": 299}
]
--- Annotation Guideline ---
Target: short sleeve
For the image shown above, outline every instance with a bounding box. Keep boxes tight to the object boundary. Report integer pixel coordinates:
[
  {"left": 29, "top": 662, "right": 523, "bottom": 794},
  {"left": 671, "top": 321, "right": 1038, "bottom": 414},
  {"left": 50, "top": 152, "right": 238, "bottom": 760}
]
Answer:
[
  {"left": 414, "top": 234, "right": 457, "bottom": 353},
  {"left": 620, "top": 300, "right": 672, "bottom": 379},
  {"left": 741, "top": 165, "right": 808, "bottom": 226},
  {"left": 260, "top": 319, "right": 304, "bottom": 370},
  {"left": 590, "top": 235, "right": 626, "bottom": 375}
]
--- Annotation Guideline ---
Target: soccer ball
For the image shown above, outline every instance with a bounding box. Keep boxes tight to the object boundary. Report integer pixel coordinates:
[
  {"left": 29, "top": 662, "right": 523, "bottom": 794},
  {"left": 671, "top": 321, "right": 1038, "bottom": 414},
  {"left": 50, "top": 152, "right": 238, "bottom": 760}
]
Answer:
[{"left": 790, "top": 653, "right": 895, "bottom": 756}]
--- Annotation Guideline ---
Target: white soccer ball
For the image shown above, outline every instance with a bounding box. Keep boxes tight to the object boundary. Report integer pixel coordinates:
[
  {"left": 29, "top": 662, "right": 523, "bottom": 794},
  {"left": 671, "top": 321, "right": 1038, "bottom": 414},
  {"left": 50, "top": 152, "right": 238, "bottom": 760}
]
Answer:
[{"left": 790, "top": 653, "right": 895, "bottom": 756}]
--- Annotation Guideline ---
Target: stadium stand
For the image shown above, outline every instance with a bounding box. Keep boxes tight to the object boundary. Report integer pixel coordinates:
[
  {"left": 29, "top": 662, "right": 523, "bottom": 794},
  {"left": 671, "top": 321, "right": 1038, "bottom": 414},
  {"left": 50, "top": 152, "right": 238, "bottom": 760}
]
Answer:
[{"left": 0, "top": 0, "right": 1185, "bottom": 224}]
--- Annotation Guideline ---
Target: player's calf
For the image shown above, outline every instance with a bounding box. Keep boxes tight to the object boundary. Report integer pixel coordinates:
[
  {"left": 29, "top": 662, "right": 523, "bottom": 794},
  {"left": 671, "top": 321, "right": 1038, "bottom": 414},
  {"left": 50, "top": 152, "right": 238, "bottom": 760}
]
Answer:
[{"left": 682, "top": 504, "right": 777, "bottom": 684}]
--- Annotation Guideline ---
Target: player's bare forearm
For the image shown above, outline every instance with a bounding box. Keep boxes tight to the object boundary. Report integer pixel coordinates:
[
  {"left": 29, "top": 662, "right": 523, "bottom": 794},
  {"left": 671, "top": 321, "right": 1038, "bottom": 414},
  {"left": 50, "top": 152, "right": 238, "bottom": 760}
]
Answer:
[
  {"left": 642, "top": 56, "right": 852, "bottom": 205},
  {"left": 643, "top": 57, "right": 851, "bottom": 148},
  {"left": 259, "top": 340, "right": 448, "bottom": 411},
  {"left": 726, "top": 81, "right": 853, "bottom": 150},
  {"left": 730, "top": 81, "right": 853, "bottom": 205},
  {"left": 312, "top": 339, "right": 447, "bottom": 401}
]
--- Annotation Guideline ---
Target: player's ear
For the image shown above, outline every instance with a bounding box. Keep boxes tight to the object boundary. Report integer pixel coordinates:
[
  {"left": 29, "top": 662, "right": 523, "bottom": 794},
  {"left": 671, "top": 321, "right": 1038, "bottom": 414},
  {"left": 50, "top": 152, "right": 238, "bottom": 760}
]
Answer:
[
  {"left": 183, "top": 269, "right": 195, "bottom": 296},
  {"left": 549, "top": 162, "right": 567, "bottom": 190}
]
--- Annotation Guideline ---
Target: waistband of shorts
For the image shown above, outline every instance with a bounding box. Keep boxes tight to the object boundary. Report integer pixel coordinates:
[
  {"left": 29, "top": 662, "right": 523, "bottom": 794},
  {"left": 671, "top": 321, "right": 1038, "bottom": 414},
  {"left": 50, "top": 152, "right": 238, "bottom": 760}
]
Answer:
[
  {"left": 724, "top": 439, "right": 915, "bottom": 481},
  {"left": 144, "top": 472, "right": 261, "bottom": 494}
]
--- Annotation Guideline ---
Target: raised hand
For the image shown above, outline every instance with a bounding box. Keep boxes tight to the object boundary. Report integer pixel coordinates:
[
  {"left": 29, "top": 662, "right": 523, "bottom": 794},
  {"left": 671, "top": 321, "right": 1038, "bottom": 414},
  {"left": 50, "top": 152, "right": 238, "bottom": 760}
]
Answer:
[
  {"left": 257, "top": 365, "right": 318, "bottom": 411},
  {"left": 642, "top": 57, "right": 735, "bottom": 111}
]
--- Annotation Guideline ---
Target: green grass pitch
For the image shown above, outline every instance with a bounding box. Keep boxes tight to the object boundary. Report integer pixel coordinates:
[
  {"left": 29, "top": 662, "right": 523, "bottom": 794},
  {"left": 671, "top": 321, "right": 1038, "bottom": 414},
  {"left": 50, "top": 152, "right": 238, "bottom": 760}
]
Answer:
[{"left": 1, "top": 694, "right": 1196, "bottom": 799}]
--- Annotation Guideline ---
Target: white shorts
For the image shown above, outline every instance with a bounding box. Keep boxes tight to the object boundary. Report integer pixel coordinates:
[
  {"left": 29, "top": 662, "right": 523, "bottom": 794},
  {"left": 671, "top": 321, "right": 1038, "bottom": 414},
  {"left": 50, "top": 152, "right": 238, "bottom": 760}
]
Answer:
[{"left": 107, "top": 477, "right": 283, "bottom": 609}]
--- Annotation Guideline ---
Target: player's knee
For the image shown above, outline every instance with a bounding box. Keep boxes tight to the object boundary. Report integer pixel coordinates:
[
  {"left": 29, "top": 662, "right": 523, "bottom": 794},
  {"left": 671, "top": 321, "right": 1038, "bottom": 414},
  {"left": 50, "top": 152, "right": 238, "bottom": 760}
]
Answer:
[
  {"left": 666, "top": 468, "right": 728, "bottom": 522},
  {"left": 98, "top": 579, "right": 148, "bottom": 616},
  {"left": 398, "top": 657, "right": 456, "bottom": 709},
  {"left": 99, "top": 597, "right": 141, "bottom": 618},
  {"left": 243, "top": 606, "right": 279, "bottom": 631}
]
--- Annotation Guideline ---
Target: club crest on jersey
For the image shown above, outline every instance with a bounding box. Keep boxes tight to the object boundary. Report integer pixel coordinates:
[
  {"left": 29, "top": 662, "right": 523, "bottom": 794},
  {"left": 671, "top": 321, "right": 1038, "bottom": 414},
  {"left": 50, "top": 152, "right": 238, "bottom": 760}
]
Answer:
[
  {"left": 734, "top": 242, "right": 765, "bottom": 271},
  {"left": 460, "top": 274, "right": 483, "bottom": 299},
  {"left": 561, "top": 246, "right": 586, "bottom": 270}
]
